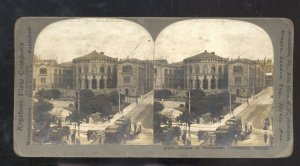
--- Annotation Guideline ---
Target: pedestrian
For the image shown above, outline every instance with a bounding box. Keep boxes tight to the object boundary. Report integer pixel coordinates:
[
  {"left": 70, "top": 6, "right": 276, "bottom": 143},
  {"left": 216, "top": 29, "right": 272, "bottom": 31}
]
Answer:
[
  {"left": 210, "top": 136, "right": 213, "bottom": 146},
  {"left": 247, "top": 99, "right": 249, "bottom": 105},
  {"left": 249, "top": 124, "right": 252, "bottom": 132},
  {"left": 244, "top": 124, "right": 248, "bottom": 133},
  {"left": 234, "top": 134, "right": 238, "bottom": 145},
  {"left": 264, "top": 132, "right": 268, "bottom": 145},
  {"left": 197, "top": 131, "right": 201, "bottom": 142},
  {"left": 71, "top": 132, "right": 75, "bottom": 144},
  {"left": 124, "top": 134, "right": 127, "bottom": 144},
  {"left": 76, "top": 137, "right": 80, "bottom": 145},
  {"left": 136, "top": 98, "right": 138, "bottom": 104},
  {"left": 134, "top": 123, "right": 137, "bottom": 133},
  {"left": 99, "top": 136, "right": 102, "bottom": 144},
  {"left": 87, "top": 131, "right": 90, "bottom": 141},
  {"left": 182, "top": 132, "right": 186, "bottom": 145},
  {"left": 268, "top": 134, "right": 273, "bottom": 146}
]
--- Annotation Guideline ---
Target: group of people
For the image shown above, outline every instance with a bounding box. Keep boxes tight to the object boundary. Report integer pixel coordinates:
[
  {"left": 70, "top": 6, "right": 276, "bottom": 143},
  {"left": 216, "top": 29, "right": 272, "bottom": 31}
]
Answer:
[{"left": 181, "top": 130, "right": 191, "bottom": 146}]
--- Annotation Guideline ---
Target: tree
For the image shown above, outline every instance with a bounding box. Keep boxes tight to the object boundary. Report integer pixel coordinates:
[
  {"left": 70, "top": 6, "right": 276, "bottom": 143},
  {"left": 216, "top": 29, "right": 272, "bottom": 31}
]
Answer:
[
  {"left": 154, "top": 101, "right": 164, "bottom": 113},
  {"left": 33, "top": 99, "right": 54, "bottom": 128},
  {"left": 154, "top": 89, "right": 172, "bottom": 99},
  {"left": 75, "top": 93, "right": 113, "bottom": 118},
  {"left": 108, "top": 91, "right": 125, "bottom": 105},
  {"left": 187, "top": 91, "right": 236, "bottom": 119},
  {"left": 153, "top": 101, "right": 165, "bottom": 143}
]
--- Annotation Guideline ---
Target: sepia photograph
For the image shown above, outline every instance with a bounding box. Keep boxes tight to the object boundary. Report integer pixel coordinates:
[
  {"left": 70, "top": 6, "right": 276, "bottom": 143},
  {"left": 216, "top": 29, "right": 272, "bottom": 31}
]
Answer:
[
  {"left": 32, "top": 18, "right": 155, "bottom": 145},
  {"left": 152, "top": 19, "right": 274, "bottom": 146},
  {"left": 13, "top": 17, "right": 293, "bottom": 157}
]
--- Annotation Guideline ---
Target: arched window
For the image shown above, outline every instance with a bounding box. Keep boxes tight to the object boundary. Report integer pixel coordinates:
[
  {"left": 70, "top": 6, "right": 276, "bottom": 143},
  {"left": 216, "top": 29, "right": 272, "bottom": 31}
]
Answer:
[
  {"left": 78, "top": 66, "right": 82, "bottom": 74},
  {"left": 100, "top": 65, "right": 105, "bottom": 73},
  {"left": 84, "top": 65, "right": 89, "bottom": 74},
  {"left": 203, "top": 79, "right": 208, "bottom": 89},
  {"left": 195, "top": 64, "right": 200, "bottom": 74},
  {"left": 218, "top": 66, "right": 222, "bottom": 74},
  {"left": 195, "top": 79, "right": 200, "bottom": 89},
  {"left": 107, "top": 65, "right": 111, "bottom": 74},
  {"left": 211, "top": 78, "right": 216, "bottom": 89},
  {"left": 92, "top": 78, "right": 97, "bottom": 89},
  {"left": 188, "top": 65, "right": 193, "bottom": 74},
  {"left": 211, "top": 65, "right": 216, "bottom": 74}
]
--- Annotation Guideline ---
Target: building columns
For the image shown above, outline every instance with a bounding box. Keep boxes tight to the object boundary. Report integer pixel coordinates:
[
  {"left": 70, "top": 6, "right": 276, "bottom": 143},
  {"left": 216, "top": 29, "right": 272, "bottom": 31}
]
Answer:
[{"left": 208, "top": 78, "right": 211, "bottom": 90}]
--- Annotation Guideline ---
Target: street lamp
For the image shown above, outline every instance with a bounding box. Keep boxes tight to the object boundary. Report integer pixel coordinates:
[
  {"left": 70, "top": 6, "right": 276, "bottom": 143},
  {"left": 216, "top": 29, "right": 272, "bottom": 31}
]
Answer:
[
  {"left": 75, "top": 88, "right": 81, "bottom": 145},
  {"left": 228, "top": 88, "right": 234, "bottom": 117},
  {"left": 119, "top": 89, "right": 124, "bottom": 117},
  {"left": 188, "top": 90, "right": 191, "bottom": 137}
]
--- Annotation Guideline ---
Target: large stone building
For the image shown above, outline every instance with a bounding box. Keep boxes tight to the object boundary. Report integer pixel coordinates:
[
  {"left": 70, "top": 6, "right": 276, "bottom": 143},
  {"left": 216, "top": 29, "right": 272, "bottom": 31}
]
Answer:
[
  {"left": 34, "top": 50, "right": 270, "bottom": 98},
  {"left": 72, "top": 50, "right": 118, "bottom": 90},
  {"left": 34, "top": 50, "right": 153, "bottom": 97},
  {"left": 183, "top": 50, "right": 228, "bottom": 93},
  {"left": 228, "top": 58, "right": 266, "bottom": 98}
]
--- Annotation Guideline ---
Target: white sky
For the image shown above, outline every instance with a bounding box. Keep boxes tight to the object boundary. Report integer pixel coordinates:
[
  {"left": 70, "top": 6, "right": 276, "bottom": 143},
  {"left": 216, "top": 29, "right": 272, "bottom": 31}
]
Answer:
[
  {"left": 35, "top": 18, "right": 154, "bottom": 63},
  {"left": 35, "top": 18, "right": 274, "bottom": 63},
  {"left": 155, "top": 19, "right": 274, "bottom": 63}
]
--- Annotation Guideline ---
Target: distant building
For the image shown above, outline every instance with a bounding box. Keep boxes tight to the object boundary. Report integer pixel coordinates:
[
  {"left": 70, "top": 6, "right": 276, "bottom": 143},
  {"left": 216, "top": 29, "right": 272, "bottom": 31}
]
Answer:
[
  {"left": 33, "top": 56, "right": 63, "bottom": 90},
  {"left": 263, "top": 59, "right": 273, "bottom": 86},
  {"left": 117, "top": 58, "right": 153, "bottom": 97},
  {"left": 153, "top": 60, "right": 184, "bottom": 89},
  {"left": 228, "top": 58, "right": 266, "bottom": 98},
  {"left": 183, "top": 50, "right": 228, "bottom": 93}
]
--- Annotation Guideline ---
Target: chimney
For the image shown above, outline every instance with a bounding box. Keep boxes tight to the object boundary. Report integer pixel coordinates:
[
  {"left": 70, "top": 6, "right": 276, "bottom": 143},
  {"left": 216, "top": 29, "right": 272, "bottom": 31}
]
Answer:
[
  {"left": 211, "top": 52, "right": 215, "bottom": 55},
  {"left": 100, "top": 52, "right": 104, "bottom": 54},
  {"left": 205, "top": 50, "right": 207, "bottom": 53}
]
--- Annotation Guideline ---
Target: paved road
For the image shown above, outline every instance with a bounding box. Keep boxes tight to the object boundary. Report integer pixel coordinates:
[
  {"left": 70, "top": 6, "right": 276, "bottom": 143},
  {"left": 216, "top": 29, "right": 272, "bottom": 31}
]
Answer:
[
  {"left": 125, "top": 95, "right": 153, "bottom": 145},
  {"left": 237, "top": 87, "right": 273, "bottom": 146},
  {"left": 91, "top": 93, "right": 154, "bottom": 145}
]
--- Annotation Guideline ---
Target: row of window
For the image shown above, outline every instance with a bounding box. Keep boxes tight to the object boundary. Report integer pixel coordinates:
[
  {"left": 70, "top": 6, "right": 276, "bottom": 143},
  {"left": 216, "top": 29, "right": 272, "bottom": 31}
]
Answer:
[
  {"left": 78, "top": 66, "right": 113, "bottom": 74},
  {"left": 39, "top": 68, "right": 73, "bottom": 75},
  {"left": 187, "top": 65, "right": 223, "bottom": 74}
]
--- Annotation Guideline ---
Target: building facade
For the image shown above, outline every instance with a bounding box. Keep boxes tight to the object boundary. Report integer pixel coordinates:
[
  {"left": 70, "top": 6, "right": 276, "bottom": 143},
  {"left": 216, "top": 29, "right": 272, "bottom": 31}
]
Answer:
[
  {"left": 228, "top": 58, "right": 266, "bottom": 98},
  {"left": 117, "top": 58, "right": 154, "bottom": 97},
  {"left": 72, "top": 50, "right": 118, "bottom": 90},
  {"left": 264, "top": 59, "right": 273, "bottom": 86},
  {"left": 183, "top": 50, "right": 228, "bottom": 93},
  {"left": 34, "top": 50, "right": 271, "bottom": 98},
  {"left": 33, "top": 56, "right": 65, "bottom": 90}
]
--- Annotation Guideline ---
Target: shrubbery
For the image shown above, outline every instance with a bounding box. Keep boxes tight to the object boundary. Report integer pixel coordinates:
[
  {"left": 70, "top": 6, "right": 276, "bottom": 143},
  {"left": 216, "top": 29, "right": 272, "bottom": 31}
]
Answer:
[
  {"left": 73, "top": 90, "right": 125, "bottom": 119},
  {"left": 154, "top": 89, "right": 172, "bottom": 99},
  {"left": 186, "top": 91, "right": 236, "bottom": 119},
  {"left": 36, "top": 89, "right": 62, "bottom": 99}
]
